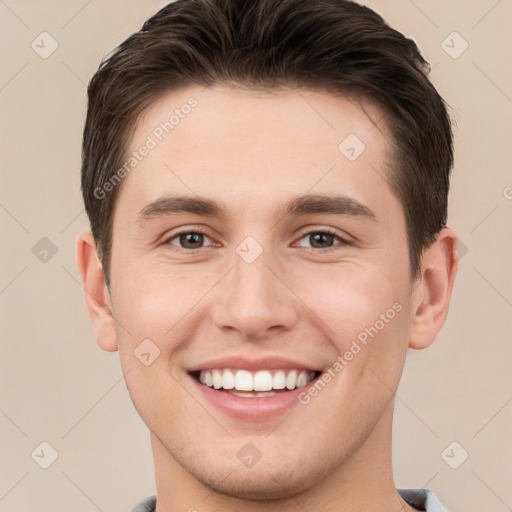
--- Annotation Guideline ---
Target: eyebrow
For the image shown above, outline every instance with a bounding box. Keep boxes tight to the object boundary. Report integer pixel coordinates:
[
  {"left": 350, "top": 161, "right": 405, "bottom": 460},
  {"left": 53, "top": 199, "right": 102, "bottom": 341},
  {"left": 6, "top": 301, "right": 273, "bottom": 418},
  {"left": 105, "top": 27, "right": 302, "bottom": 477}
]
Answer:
[
  {"left": 136, "top": 193, "right": 377, "bottom": 225},
  {"left": 286, "top": 194, "right": 376, "bottom": 221}
]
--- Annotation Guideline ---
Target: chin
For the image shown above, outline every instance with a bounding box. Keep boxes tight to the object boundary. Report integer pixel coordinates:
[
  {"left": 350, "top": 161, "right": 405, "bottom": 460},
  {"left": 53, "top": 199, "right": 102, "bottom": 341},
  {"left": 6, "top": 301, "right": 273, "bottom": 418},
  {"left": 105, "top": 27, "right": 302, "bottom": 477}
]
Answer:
[{"left": 196, "top": 467, "right": 312, "bottom": 501}]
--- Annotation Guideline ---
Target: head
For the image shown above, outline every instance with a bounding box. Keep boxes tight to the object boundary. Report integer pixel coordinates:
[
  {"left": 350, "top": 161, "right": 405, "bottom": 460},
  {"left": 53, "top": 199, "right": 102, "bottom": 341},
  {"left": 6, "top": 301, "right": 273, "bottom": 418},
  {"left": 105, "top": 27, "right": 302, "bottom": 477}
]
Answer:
[{"left": 77, "top": 0, "right": 458, "bottom": 502}]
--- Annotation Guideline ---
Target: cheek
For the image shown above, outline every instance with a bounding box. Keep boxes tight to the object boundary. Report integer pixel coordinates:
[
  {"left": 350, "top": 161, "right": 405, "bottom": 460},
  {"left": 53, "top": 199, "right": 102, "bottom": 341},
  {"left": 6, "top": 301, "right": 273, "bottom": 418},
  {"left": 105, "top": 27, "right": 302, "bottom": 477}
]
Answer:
[
  {"left": 112, "top": 265, "right": 221, "bottom": 396},
  {"left": 298, "top": 265, "right": 410, "bottom": 393},
  {"left": 298, "top": 264, "right": 404, "bottom": 343},
  {"left": 113, "top": 272, "right": 195, "bottom": 418},
  {"left": 113, "top": 265, "right": 205, "bottom": 339}
]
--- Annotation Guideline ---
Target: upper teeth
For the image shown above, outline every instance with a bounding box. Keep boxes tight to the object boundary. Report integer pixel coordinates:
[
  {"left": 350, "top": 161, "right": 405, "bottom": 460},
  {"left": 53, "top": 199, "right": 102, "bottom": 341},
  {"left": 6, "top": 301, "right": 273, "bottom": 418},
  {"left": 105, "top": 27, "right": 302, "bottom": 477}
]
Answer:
[{"left": 198, "top": 369, "right": 316, "bottom": 391}]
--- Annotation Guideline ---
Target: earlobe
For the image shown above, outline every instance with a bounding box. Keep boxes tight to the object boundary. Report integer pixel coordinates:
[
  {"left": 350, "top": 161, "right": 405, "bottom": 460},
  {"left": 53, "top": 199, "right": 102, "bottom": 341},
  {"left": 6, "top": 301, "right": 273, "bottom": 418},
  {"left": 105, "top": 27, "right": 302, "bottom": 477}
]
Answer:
[
  {"left": 75, "top": 231, "right": 118, "bottom": 352},
  {"left": 408, "top": 228, "right": 458, "bottom": 350}
]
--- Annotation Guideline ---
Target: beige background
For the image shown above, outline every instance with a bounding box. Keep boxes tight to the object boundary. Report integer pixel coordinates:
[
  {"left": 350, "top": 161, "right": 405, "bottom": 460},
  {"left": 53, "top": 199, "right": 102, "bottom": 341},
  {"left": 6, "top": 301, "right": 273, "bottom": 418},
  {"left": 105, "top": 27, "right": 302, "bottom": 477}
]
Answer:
[{"left": 1, "top": 1, "right": 511, "bottom": 510}]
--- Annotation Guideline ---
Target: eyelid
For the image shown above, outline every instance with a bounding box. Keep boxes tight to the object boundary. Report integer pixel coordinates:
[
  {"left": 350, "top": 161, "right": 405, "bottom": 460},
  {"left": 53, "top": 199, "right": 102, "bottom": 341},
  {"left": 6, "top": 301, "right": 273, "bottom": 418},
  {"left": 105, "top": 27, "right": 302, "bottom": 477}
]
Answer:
[
  {"left": 162, "top": 226, "right": 216, "bottom": 249},
  {"left": 294, "top": 225, "right": 353, "bottom": 243},
  {"left": 162, "top": 225, "right": 353, "bottom": 251}
]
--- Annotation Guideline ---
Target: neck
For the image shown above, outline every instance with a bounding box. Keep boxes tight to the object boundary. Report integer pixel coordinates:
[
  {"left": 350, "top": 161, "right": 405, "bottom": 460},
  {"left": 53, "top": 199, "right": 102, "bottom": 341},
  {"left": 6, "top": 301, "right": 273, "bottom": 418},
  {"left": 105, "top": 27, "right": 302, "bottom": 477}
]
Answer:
[{"left": 151, "top": 400, "right": 413, "bottom": 512}]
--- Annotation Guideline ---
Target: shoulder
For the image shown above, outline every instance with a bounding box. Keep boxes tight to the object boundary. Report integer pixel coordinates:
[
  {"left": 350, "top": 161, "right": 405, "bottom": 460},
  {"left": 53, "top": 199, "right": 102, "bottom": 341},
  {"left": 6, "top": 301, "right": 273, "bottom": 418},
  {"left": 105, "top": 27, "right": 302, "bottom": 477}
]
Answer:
[
  {"left": 131, "top": 494, "right": 157, "bottom": 512},
  {"left": 398, "top": 488, "right": 448, "bottom": 512}
]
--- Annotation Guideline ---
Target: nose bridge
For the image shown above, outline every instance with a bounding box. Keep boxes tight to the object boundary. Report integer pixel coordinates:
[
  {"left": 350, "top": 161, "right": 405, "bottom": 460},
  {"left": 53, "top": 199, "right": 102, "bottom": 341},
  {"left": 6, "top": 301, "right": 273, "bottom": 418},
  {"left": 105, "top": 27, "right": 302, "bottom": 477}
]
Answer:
[
  {"left": 211, "top": 236, "right": 299, "bottom": 338},
  {"left": 233, "top": 241, "right": 273, "bottom": 298}
]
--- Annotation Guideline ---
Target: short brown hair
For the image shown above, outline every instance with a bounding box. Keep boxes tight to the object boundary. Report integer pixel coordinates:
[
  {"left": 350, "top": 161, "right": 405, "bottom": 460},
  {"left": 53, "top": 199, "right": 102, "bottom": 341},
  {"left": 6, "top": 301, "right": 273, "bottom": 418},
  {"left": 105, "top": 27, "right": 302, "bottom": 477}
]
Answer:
[{"left": 81, "top": 0, "right": 453, "bottom": 286}]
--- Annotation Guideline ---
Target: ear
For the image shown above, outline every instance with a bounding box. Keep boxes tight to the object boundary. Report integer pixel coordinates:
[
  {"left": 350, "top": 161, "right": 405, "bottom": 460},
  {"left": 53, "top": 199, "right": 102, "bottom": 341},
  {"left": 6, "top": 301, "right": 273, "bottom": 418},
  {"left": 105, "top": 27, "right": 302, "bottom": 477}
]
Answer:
[
  {"left": 75, "top": 231, "right": 118, "bottom": 352},
  {"left": 408, "top": 227, "right": 458, "bottom": 350}
]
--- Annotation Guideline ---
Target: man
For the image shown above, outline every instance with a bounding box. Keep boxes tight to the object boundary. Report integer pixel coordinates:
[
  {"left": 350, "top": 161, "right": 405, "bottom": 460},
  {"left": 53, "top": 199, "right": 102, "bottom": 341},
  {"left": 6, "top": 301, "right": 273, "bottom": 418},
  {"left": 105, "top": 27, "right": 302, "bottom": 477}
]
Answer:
[{"left": 76, "top": 0, "right": 458, "bottom": 510}]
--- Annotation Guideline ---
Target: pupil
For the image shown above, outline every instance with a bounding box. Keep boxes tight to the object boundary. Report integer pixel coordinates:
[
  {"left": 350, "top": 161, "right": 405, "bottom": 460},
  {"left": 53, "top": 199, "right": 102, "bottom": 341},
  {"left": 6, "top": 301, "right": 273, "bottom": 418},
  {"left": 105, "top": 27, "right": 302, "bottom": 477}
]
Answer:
[
  {"left": 310, "top": 233, "right": 333, "bottom": 248},
  {"left": 180, "top": 233, "right": 203, "bottom": 248}
]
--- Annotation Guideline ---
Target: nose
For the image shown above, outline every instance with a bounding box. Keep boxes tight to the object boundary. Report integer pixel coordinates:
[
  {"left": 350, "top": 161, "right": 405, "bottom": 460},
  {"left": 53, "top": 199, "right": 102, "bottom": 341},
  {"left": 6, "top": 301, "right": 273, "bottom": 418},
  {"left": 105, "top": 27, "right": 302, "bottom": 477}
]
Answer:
[{"left": 210, "top": 245, "right": 300, "bottom": 340}]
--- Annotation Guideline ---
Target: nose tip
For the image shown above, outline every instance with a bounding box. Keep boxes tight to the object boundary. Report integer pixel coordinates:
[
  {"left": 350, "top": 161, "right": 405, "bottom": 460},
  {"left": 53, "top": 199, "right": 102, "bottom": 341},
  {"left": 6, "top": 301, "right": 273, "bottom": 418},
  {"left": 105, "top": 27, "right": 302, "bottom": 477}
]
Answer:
[{"left": 210, "top": 251, "right": 300, "bottom": 339}]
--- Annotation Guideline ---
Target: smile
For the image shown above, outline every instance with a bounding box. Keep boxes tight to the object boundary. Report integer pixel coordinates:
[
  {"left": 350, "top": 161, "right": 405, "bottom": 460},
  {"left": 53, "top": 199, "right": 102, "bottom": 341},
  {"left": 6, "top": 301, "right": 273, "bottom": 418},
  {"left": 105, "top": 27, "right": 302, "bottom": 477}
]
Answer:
[
  {"left": 194, "top": 368, "right": 319, "bottom": 397},
  {"left": 187, "top": 356, "right": 324, "bottom": 419},
  {"left": 187, "top": 363, "right": 322, "bottom": 420}
]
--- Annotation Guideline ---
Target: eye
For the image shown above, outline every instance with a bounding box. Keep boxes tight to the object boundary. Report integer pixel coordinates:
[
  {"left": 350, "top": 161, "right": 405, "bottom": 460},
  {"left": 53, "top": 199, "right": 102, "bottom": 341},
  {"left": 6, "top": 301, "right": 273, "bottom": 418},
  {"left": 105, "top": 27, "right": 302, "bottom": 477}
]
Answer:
[
  {"left": 164, "top": 230, "right": 214, "bottom": 250},
  {"left": 295, "top": 228, "right": 351, "bottom": 251}
]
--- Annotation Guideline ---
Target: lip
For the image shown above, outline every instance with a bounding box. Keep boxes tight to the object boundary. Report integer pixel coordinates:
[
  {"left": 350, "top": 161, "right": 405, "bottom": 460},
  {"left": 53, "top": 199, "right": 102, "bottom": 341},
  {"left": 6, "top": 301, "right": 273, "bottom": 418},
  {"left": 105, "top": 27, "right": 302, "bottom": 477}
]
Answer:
[
  {"left": 187, "top": 370, "right": 322, "bottom": 421},
  {"left": 187, "top": 355, "right": 321, "bottom": 372}
]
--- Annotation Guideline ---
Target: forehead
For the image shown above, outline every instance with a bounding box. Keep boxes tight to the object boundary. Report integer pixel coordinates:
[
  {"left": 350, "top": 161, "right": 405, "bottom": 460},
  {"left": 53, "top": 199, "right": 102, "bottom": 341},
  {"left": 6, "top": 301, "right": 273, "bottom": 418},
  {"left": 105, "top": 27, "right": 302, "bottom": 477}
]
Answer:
[
  {"left": 134, "top": 84, "right": 388, "bottom": 155},
  {"left": 116, "top": 85, "right": 395, "bottom": 220}
]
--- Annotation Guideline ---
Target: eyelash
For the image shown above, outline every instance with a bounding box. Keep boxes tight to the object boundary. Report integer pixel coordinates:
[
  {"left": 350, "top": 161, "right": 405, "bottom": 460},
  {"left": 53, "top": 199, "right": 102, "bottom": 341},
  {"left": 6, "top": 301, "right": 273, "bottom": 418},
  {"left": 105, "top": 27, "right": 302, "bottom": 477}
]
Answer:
[
  {"left": 163, "top": 227, "right": 352, "bottom": 253},
  {"left": 296, "top": 227, "right": 352, "bottom": 253}
]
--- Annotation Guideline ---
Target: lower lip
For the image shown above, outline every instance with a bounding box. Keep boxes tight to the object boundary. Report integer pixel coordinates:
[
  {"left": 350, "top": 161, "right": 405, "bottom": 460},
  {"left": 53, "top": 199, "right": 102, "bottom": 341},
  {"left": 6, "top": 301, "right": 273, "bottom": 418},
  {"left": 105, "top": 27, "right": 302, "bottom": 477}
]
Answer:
[{"left": 188, "top": 373, "right": 320, "bottom": 421}]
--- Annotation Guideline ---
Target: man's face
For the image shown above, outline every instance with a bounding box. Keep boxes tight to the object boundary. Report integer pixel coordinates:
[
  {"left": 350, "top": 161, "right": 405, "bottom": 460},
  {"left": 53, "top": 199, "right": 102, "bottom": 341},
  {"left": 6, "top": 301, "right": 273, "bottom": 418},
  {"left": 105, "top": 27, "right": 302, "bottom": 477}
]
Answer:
[{"left": 109, "top": 85, "right": 414, "bottom": 498}]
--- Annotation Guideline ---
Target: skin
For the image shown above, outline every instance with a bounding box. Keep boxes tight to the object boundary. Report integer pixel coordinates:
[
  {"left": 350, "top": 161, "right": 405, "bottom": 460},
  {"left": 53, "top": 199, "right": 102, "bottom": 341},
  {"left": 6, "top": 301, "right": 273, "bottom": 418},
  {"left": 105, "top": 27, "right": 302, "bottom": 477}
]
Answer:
[{"left": 76, "top": 85, "right": 458, "bottom": 512}]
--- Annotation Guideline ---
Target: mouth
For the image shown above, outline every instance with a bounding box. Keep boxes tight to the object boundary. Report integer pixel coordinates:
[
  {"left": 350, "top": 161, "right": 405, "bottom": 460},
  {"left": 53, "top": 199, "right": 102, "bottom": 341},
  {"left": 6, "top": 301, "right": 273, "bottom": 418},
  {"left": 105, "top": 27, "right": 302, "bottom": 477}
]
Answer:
[
  {"left": 189, "top": 368, "right": 322, "bottom": 397},
  {"left": 187, "top": 362, "right": 323, "bottom": 420},
  {"left": 186, "top": 355, "right": 325, "bottom": 420}
]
